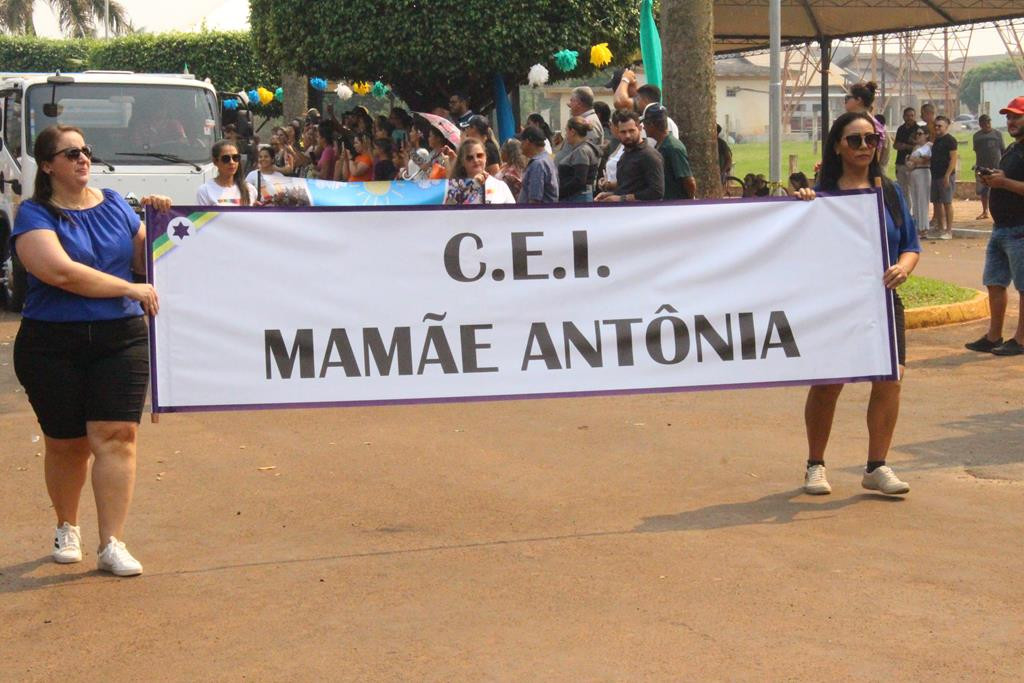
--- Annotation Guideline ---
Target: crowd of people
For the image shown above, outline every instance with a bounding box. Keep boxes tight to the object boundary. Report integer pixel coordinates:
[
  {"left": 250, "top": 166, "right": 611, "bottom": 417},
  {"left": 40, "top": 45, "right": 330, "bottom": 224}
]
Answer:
[{"left": 203, "top": 78, "right": 698, "bottom": 208}]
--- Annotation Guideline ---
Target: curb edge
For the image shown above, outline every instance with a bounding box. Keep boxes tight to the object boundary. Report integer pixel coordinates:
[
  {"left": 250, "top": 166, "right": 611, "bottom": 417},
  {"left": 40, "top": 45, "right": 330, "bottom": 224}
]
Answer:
[{"left": 906, "top": 290, "right": 988, "bottom": 330}]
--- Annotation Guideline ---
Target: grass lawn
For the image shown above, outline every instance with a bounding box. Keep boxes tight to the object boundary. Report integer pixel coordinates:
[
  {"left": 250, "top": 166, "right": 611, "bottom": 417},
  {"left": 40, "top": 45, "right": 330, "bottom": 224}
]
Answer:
[
  {"left": 729, "top": 131, "right": 985, "bottom": 184},
  {"left": 900, "top": 275, "right": 978, "bottom": 309}
]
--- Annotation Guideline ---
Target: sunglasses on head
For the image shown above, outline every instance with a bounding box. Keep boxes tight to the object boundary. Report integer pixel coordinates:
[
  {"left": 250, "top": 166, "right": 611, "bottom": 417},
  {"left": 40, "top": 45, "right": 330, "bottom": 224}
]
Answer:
[
  {"left": 53, "top": 145, "right": 93, "bottom": 161},
  {"left": 219, "top": 153, "right": 241, "bottom": 163},
  {"left": 843, "top": 133, "right": 881, "bottom": 149}
]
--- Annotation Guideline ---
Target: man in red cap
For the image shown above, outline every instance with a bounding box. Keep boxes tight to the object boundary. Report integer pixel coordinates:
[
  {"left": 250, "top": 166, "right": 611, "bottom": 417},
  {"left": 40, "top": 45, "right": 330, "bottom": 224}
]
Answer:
[{"left": 967, "top": 97, "right": 1024, "bottom": 356}]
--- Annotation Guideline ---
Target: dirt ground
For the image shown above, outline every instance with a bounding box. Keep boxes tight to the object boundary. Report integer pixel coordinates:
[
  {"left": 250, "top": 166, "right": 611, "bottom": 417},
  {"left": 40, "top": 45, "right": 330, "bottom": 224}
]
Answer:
[{"left": 1, "top": 220, "right": 1022, "bottom": 681}]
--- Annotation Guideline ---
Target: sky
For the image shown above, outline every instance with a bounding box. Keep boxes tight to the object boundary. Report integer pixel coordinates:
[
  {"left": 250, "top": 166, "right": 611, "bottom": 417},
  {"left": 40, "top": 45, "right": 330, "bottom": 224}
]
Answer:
[
  {"left": 31, "top": 0, "right": 1013, "bottom": 58},
  {"left": 33, "top": 0, "right": 249, "bottom": 35}
]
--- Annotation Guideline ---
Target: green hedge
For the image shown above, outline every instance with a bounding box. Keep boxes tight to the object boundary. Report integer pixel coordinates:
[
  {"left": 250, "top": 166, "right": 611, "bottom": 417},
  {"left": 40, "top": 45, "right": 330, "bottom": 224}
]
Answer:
[
  {"left": 0, "top": 35, "right": 93, "bottom": 72},
  {"left": 0, "top": 32, "right": 282, "bottom": 116}
]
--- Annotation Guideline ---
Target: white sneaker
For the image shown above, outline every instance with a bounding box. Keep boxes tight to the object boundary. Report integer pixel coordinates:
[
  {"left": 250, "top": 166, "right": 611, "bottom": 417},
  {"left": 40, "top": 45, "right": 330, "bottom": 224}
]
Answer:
[
  {"left": 861, "top": 465, "right": 910, "bottom": 495},
  {"left": 53, "top": 522, "right": 83, "bottom": 564},
  {"left": 96, "top": 537, "right": 143, "bottom": 576},
  {"left": 804, "top": 464, "right": 832, "bottom": 495}
]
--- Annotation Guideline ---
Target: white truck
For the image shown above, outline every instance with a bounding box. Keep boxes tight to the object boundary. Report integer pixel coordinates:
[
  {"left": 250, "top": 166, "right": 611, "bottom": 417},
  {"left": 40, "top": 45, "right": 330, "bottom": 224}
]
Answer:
[{"left": 0, "top": 71, "right": 221, "bottom": 310}]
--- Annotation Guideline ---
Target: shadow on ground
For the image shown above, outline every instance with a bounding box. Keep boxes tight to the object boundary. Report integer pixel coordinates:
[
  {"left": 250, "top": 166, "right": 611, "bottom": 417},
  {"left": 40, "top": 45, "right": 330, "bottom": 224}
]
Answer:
[
  {"left": 634, "top": 489, "right": 902, "bottom": 533},
  {"left": 896, "top": 408, "right": 1024, "bottom": 473}
]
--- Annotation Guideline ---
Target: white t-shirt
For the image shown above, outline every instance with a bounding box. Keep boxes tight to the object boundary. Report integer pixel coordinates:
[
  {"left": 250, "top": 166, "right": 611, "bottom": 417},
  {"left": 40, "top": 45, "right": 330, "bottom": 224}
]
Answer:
[
  {"left": 245, "top": 170, "right": 289, "bottom": 200},
  {"left": 484, "top": 176, "right": 516, "bottom": 204},
  {"left": 196, "top": 179, "right": 258, "bottom": 206},
  {"left": 604, "top": 144, "right": 625, "bottom": 184},
  {"left": 908, "top": 142, "right": 932, "bottom": 168}
]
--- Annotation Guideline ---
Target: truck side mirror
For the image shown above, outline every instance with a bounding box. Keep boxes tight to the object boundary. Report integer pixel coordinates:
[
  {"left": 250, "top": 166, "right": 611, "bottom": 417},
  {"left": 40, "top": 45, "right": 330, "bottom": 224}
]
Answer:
[{"left": 0, "top": 172, "right": 21, "bottom": 195}]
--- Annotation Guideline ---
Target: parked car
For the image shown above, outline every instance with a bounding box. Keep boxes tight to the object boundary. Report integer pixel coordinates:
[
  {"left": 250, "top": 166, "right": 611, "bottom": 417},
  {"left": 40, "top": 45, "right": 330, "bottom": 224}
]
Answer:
[{"left": 954, "top": 114, "right": 979, "bottom": 131}]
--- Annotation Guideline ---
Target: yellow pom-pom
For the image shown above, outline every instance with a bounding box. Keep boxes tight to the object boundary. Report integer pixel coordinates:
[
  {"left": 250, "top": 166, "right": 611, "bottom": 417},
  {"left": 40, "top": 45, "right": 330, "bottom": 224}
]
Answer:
[
  {"left": 590, "top": 43, "right": 613, "bottom": 68},
  {"left": 353, "top": 81, "right": 372, "bottom": 95},
  {"left": 257, "top": 87, "right": 274, "bottom": 105}
]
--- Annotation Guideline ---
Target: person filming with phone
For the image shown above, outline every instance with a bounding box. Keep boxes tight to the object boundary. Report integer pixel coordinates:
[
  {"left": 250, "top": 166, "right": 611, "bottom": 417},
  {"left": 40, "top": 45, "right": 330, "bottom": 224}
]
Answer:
[{"left": 966, "top": 97, "right": 1024, "bottom": 356}]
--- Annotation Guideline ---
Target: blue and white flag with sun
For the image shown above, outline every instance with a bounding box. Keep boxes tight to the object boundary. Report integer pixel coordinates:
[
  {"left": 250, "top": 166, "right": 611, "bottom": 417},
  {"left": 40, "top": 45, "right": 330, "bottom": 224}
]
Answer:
[{"left": 263, "top": 177, "right": 448, "bottom": 207}]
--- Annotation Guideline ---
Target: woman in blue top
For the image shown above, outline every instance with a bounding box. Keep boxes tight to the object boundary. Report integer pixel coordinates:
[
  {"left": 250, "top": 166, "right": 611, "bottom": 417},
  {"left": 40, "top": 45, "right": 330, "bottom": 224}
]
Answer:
[
  {"left": 12, "top": 124, "right": 171, "bottom": 576},
  {"left": 797, "top": 112, "right": 921, "bottom": 497}
]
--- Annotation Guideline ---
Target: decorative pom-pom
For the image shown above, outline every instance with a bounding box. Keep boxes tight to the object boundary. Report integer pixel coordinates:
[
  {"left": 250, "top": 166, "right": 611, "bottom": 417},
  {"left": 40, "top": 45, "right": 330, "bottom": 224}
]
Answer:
[
  {"left": 223, "top": 99, "right": 239, "bottom": 110},
  {"left": 371, "top": 80, "right": 390, "bottom": 98},
  {"left": 309, "top": 77, "right": 328, "bottom": 91},
  {"left": 553, "top": 49, "right": 579, "bottom": 72},
  {"left": 527, "top": 63, "right": 549, "bottom": 87},
  {"left": 336, "top": 83, "right": 354, "bottom": 100},
  {"left": 590, "top": 43, "right": 613, "bottom": 68}
]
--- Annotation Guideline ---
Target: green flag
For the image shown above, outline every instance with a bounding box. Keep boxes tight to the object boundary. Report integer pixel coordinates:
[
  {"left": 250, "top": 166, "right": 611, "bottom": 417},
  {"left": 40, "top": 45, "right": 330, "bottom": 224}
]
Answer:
[{"left": 640, "top": 0, "right": 663, "bottom": 90}]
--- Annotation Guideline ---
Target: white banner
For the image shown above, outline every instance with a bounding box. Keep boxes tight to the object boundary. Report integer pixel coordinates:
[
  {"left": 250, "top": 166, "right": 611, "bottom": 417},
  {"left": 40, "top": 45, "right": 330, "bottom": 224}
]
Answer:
[{"left": 147, "top": 192, "right": 897, "bottom": 412}]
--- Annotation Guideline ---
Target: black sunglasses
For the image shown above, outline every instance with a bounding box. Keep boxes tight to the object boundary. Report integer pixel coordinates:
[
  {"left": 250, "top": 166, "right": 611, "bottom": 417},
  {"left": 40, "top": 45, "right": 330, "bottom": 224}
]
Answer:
[
  {"left": 53, "top": 145, "right": 93, "bottom": 161},
  {"left": 843, "top": 133, "right": 881, "bottom": 149},
  {"left": 218, "top": 153, "right": 241, "bottom": 163}
]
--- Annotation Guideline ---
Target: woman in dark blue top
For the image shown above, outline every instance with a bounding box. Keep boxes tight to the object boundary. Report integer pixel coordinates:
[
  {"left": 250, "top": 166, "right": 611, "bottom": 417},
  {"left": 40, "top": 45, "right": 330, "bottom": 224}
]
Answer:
[
  {"left": 11, "top": 124, "right": 171, "bottom": 576},
  {"left": 797, "top": 112, "right": 921, "bottom": 497}
]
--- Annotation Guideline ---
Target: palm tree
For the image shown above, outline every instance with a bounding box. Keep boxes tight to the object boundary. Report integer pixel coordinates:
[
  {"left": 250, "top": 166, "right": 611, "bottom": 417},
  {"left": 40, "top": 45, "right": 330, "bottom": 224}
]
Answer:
[{"left": 0, "top": 0, "right": 132, "bottom": 38}]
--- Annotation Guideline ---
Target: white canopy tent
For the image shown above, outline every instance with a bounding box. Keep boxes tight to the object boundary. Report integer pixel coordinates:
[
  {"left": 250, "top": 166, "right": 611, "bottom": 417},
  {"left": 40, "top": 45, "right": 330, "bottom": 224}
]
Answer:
[{"left": 709, "top": 1, "right": 1024, "bottom": 184}]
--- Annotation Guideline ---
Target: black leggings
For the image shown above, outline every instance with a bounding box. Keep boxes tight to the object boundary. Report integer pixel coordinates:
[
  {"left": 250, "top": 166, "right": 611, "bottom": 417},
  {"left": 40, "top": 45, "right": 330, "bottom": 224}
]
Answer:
[{"left": 14, "top": 316, "right": 149, "bottom": 439}]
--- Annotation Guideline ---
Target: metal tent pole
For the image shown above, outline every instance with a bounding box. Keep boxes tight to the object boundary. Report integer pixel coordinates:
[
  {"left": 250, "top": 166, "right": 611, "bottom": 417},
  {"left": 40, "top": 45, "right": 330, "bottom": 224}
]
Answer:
[
  {"left": 769, "top": 0, "right": 782, "bottom": 186},
  {"left": 820, "top": 37, "right": 831, "bottom": 149}
]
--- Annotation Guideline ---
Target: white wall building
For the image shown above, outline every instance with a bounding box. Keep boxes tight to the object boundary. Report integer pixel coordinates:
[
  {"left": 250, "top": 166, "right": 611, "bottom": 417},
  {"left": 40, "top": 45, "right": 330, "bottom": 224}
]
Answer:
[{"left": 980, "top": 80, "right": 1024, "bottom": 122}]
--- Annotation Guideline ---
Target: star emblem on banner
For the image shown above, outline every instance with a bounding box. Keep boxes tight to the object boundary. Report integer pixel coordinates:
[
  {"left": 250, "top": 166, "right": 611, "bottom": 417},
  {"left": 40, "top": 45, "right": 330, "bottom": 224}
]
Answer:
[{"left": 168, "top": 217, "right": 194, "bottom": 240}]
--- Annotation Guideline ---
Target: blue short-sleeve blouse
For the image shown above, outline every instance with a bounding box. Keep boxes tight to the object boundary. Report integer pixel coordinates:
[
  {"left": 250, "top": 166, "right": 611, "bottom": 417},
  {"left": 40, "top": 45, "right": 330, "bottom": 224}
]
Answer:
[{"left": 11, "top": 188, "right": 143, "bottom": 322}]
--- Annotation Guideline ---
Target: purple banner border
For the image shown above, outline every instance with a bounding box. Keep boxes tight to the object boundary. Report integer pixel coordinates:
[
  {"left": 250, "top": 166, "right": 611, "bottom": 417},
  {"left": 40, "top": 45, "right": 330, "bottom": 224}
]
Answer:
[
  {"left": 152, "top": 373, "right": 897, "bottom": 415},
  {"left": 145, "top": 190, "right": 899, "bottom": 415}
]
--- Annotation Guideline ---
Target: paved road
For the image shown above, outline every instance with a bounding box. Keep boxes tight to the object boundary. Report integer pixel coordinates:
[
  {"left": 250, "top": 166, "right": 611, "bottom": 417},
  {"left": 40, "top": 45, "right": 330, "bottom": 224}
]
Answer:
[{"left": 1, "top": 235, "right": 1021, "bottom": 680}]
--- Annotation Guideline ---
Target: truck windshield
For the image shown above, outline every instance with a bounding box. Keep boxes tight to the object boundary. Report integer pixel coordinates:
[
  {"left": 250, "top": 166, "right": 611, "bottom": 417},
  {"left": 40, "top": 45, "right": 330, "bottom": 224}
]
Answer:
[{"left": 25, "top": 82, "right": 219, "bottom": 165}]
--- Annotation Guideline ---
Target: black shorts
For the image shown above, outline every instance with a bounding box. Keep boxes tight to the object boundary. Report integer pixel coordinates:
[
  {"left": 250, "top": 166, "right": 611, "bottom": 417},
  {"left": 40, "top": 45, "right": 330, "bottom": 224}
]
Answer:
[
  {"left": 14, "top": 316, "right": 149, "bottom": 439},
  {"left": 893, "top": 292, "right": 906, "bottom": 367}
]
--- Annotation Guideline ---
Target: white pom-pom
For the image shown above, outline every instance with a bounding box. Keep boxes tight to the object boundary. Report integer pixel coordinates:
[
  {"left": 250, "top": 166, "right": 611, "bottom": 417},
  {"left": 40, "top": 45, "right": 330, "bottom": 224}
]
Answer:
[
  {"left": 336, "top": 83, "right": 354, "bottom": 101},
  {"left": 236, "top": 90, "right": 249, "bottom": 105},
  {"left": 527, "top": 63, "right": 549, "bottom": 88}
]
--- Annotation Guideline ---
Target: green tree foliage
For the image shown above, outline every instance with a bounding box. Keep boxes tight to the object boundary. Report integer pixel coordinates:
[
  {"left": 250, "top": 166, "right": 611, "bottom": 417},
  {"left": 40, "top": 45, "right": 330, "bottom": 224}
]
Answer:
[
  {"left": 0, "top": 0, "right": 131, "bottom": 38},
  {"left": 89, "top": 32, "right": 276, "bottom": 92},
  {"left": 960, "top": 59, "right": 1021, "bottom": 113},
  {"left": 249, "top": 0, "right": 642, "bottom": 112}
]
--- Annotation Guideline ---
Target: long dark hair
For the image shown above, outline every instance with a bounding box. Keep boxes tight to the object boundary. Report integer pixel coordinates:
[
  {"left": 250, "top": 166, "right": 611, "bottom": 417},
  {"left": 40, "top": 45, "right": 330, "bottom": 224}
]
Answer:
[
  {"left": 211, "top": 139, "right": 250, "bottom": 206},
  {"left": 33, "top": 124, "right": 85, "bottom": 221},
  {"left": 526, "top": 113, "right": 553, "bottom": 142},
  {"left": 820, "top": 112, "right": 903, "bottom": 228}
]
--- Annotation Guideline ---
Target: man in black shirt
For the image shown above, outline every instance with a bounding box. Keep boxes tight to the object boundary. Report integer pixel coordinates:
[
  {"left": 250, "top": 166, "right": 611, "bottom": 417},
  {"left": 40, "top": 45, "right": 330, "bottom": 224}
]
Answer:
[
  {"left": 449, "top": 92, "right": 474, "bottom": 129},
  {"left": 968, "top": 97, "right": 1024, "bottom": 356},
  {"left": 892, "top": 107, "right": 918, "bottom": 195},
  {"left": 929, "top": 115, "right": 958, "bottom": 239},
  {"left": 595, "top": 110, "right": 664, "bottom": 202}
]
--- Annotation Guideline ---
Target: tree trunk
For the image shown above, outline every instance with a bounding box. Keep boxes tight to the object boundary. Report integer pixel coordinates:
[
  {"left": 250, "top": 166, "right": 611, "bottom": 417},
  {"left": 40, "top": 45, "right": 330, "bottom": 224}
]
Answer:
[
  {"left": 281, "top": 72, "right": 308, "bottom": 124},
  {"left": 662, "top": 0, "right": 721, "bottom": 198}
]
